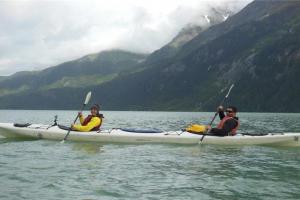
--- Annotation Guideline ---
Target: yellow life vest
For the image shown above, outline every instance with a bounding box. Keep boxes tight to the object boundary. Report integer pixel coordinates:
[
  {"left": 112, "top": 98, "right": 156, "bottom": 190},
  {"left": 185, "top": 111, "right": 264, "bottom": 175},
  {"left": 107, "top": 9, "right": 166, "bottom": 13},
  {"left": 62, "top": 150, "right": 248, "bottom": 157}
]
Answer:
[{"left": 185, "top": 124, "right": 207, "bottom": 134}]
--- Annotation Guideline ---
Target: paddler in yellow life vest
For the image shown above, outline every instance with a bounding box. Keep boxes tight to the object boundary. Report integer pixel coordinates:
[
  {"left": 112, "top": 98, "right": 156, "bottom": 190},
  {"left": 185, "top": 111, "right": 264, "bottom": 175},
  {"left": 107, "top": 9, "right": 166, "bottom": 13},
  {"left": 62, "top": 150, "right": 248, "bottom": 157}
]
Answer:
[
  {"left": 71, "top": 104, "right": 104, "bottom": 132},
  {"left": 207, "top": 105, "right": 239, "bottom": 136}
]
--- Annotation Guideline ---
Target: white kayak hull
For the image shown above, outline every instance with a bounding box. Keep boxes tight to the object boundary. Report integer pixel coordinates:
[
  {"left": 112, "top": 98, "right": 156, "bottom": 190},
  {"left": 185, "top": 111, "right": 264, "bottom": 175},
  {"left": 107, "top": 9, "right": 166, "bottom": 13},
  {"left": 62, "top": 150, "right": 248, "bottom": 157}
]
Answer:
[{"left": 0, "top": 123, "right": 299, "bottom": 146}]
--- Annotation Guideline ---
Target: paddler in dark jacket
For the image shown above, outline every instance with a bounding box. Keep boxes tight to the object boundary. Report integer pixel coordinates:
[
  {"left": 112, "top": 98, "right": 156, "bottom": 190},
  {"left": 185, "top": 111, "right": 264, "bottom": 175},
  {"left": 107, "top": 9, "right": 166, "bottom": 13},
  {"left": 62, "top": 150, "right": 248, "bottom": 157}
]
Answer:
[
  {"left": 207, "top": 106, "right": 239, "bottom": 136},
  {"left": 71, "top": 104, "right": 104, "bottom": 132}
]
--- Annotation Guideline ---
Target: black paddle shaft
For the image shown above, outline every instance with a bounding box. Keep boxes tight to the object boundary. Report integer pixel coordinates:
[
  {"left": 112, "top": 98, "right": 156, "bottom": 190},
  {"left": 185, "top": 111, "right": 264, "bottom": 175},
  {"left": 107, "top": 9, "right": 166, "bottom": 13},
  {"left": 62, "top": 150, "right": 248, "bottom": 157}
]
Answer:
[
  {"left": 61, "top": 91, "right": 92, "bottom": 143},
  {"left": 62, "top": 103, "right": 86, "bottom": 141}
]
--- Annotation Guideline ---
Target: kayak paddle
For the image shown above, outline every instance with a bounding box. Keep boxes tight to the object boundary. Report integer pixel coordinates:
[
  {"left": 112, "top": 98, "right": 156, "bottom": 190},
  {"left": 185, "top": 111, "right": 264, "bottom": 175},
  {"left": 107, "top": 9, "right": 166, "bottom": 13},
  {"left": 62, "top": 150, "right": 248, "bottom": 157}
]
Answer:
[
  {"left": 61, "top": 91, "right": 92, "bottom": 143},
  {"left": 200, "top": 84, "right": 234, "bottom": 142}
]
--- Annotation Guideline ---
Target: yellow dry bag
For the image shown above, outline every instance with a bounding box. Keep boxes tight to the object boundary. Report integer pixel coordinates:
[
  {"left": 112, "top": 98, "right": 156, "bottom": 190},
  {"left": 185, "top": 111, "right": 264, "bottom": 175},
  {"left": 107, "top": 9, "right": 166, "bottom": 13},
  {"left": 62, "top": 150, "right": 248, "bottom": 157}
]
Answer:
[{"left": 185, "top": 124, "right": 207, "bottom": 134}]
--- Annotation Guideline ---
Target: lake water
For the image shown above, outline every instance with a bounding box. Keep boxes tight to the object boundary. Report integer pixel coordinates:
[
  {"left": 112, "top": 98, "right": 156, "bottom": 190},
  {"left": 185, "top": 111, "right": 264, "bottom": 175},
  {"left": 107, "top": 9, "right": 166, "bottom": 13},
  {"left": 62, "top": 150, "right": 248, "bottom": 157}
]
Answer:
[{"left": 0, "top": 110, "right": 300, "bottom": 200}]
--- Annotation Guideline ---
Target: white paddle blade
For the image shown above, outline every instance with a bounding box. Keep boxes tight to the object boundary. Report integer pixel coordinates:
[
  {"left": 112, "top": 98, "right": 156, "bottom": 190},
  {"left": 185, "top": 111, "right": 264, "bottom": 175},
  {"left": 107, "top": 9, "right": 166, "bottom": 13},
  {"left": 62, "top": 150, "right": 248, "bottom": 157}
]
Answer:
[
  {"left": 84, "top": 91, "right": 92, "bottom": 105},
  {"left": 225, "top": 84, "right": 234, "bottom": 98}
]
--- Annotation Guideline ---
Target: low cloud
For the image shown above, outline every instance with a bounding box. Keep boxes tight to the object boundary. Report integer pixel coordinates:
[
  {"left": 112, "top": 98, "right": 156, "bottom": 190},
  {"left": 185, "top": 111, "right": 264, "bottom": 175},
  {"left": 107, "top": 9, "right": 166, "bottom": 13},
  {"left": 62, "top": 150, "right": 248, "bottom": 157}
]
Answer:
[{"left": 0, "top": 0, "right": 252, "bottom": 75}]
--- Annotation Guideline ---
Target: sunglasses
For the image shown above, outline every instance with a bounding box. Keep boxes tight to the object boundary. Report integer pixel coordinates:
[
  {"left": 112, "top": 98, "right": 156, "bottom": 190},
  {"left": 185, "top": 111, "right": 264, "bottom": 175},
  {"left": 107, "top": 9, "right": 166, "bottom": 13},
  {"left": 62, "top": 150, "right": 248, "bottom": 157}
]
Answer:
[{"left": 226, "top": 110, "right": 234, "bottom": 113}]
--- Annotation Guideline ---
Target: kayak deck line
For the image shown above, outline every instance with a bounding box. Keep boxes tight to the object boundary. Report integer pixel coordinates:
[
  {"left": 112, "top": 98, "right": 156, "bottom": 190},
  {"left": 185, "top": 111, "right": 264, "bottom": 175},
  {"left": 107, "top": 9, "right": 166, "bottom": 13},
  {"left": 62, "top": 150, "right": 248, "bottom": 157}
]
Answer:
[{"left": 0, "top": 123, "right": 299, "bottom": 146}]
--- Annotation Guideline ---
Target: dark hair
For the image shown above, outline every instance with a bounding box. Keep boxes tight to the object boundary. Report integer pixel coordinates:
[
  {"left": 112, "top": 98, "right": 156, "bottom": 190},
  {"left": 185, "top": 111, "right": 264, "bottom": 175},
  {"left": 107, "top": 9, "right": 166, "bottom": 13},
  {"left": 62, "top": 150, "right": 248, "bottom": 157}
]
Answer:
[
  {"left": 227, "top": 106, "right": 237, "bottom": 113},
  {"left": 90, "top": 104, "right": 104, "bottom": 118},
  {"left": 91, "top": 104, "right": 100, "bottom": 111}
]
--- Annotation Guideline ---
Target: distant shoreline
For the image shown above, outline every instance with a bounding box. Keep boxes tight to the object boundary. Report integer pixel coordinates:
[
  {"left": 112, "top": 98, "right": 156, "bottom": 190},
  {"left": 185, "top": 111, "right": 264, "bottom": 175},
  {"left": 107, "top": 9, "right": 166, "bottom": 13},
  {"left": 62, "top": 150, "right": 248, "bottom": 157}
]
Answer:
[{"left": 0, "top": 109, "right": 299, "bottom": 114}]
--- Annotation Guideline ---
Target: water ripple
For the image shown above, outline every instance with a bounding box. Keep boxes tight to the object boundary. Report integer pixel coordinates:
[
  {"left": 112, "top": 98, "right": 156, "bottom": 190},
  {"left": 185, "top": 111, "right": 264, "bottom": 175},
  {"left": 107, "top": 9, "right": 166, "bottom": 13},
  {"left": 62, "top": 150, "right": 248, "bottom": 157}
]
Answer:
[{"left": 0, "top": 111, "right": 300, "bottom": 199}]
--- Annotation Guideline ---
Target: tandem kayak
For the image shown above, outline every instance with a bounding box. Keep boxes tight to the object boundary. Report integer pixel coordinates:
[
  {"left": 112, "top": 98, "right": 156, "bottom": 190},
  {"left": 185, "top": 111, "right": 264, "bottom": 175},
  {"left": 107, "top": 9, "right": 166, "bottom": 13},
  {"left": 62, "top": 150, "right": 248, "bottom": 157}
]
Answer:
[{"left": 0, "top": 123, "right": 299, "bottom": 146}]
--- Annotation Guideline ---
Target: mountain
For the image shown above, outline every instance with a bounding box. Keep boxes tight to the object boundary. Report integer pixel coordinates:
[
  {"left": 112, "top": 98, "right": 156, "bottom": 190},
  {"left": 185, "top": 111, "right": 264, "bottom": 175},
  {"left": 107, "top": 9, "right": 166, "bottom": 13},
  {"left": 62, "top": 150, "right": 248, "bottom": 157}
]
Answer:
[
  {"left": 0, "top": 7, "right": 231, "bottom": 109},
  {"left": 92, "top": 0, "right": 300, "bottom": 112},
  {"left": 0, "top": 50, "right": 147, "bottom": 97},
  {"left": 1, "top": 0, "right": 300, "bottom": 112},
  {"left": 144, "top": 7, "right": 233, "bottom": 67}
]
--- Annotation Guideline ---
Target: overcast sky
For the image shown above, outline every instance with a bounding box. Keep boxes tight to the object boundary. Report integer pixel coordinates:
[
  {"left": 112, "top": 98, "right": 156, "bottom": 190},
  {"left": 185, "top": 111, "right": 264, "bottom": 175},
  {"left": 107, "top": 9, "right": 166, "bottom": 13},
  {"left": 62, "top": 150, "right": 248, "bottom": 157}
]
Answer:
[{"left": 0, "top": 0, "right": 252, "bottom": 76}]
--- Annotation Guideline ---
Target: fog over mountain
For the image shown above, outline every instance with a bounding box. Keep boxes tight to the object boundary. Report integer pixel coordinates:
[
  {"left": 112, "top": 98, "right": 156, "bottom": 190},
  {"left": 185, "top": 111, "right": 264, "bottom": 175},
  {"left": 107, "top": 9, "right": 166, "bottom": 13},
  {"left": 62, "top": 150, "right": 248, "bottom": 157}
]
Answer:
[{"left": 0, "top": 0, "right": 252, "bottom": 75}]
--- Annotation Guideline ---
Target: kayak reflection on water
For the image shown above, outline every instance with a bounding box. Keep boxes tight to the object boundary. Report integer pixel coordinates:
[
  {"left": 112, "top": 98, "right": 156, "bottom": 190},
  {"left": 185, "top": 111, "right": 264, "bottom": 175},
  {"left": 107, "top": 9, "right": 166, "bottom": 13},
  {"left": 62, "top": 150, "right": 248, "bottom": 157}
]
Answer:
[{"left": 72, "top": 143, "right": 105, "bottom": 154}]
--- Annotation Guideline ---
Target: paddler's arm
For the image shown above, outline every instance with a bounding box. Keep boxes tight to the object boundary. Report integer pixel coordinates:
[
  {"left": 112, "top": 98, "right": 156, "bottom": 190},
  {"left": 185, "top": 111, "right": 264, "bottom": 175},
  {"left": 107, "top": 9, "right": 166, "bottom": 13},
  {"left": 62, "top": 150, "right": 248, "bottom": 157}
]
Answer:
[
  {"left": 219, "top": 111, "right": 225, "bottom": 120},
  {"left": 72, "top": 117, "right": 101, "bottom": 132},
  {"left": 78, "top": 112, "right": 84, "bottom": 125},
  {"left": 217, "top": 106, "right": 225, "bottom": 120}
]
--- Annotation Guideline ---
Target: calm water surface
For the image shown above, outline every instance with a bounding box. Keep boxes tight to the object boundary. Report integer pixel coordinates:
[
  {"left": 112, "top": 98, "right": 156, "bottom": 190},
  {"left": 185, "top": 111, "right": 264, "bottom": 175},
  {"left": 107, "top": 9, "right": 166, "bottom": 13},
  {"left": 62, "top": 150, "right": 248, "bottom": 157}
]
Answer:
[{"left": 0, "top": 110, "right": 300, "bottom": 200}]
